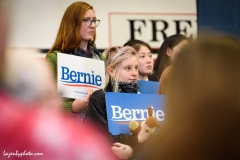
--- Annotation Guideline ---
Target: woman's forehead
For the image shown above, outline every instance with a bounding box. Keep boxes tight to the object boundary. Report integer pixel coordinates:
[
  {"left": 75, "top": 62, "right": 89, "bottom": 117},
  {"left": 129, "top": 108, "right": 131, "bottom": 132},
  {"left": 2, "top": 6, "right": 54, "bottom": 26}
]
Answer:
[
  {"left": 84, "top": 9, "right": 95, "bottom": 17},
  {"left": 119, "top": 56, "right": 138, "bottom": 66}
]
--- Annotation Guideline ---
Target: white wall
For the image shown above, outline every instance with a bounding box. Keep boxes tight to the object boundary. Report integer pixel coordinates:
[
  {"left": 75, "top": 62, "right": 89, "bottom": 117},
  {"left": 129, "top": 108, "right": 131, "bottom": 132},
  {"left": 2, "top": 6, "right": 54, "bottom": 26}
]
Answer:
[{"left": 7, "top": 0, "right": 196, "bottom": 50}]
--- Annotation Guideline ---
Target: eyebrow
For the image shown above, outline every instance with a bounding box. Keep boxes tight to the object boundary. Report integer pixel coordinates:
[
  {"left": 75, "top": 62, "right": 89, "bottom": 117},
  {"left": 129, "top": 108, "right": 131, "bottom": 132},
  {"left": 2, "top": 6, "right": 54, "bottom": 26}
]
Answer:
[
  {"left": 138, "top": 52, "right": 151, "bottom": 54},
  {"left": 84, "top": 17, "right": 96, "bottom": 19},
  {"left": 123, "top": 64, "right": 137, "bottom": 68},
  {"left": 124, "top": 64, "right": 133, "bottom": 67}
]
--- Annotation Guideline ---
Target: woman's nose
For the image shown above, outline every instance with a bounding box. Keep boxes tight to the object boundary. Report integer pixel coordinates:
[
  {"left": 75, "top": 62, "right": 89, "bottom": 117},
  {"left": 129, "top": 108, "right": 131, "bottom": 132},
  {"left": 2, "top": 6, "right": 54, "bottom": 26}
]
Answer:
[
  {"left": 90, "top": 21, "right": 96, "bottom": 27},
  {"left": 132, "top": 69, "right": 138, "bottom": 76},
  {"left": 146, "top": 57, "right": 152, "bottom": 63}
]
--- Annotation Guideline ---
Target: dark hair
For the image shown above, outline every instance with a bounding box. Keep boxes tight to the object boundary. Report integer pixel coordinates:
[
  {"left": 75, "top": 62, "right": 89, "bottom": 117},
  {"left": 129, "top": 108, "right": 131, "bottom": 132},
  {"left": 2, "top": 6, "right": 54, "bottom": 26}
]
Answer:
[
  {"left": 123, "top": 39, "right": 151, "bottom": 52},
  {"left": 152, "top": 34, "right": 189, "bottom": 81}
]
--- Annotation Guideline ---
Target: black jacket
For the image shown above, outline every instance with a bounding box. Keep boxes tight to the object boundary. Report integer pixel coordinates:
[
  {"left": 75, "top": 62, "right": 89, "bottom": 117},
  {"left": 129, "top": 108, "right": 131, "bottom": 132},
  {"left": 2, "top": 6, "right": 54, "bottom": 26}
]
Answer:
[{"left": 85, "top": 89, "right": 138, "bottom": 145}]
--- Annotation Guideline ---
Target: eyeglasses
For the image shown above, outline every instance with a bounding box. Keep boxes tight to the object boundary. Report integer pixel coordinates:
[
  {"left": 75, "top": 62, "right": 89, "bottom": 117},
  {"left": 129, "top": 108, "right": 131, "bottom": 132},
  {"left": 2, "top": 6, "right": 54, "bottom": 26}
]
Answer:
[{"left": 83, "top": 18, "right": 100, "bottom": 27}]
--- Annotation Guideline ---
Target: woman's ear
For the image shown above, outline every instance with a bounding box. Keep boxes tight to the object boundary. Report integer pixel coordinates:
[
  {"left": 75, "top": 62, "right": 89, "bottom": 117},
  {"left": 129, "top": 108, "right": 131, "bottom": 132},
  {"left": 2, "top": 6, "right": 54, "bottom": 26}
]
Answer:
[
  {"left": 166, "top": 47, "right": 172, "bottom": 57},
  {"left": 107, "top": 67, "right": 115, "bottom": 77}
]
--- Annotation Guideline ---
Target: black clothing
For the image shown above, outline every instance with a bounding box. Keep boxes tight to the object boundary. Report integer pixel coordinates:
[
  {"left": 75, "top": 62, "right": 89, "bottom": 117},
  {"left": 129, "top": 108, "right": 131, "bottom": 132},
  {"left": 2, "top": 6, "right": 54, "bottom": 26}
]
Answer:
[
  {"left": 86, "top": 89, "right": 138, "bottom": 145},
  {"left": 86, "top": 81, "right": 154, "bottom": 160},
  {"left": 85, "top": 82, "right": 139, "bottom": 145},
  {"left": 148, "top": 71, "right": 158, "bottom": 82}
]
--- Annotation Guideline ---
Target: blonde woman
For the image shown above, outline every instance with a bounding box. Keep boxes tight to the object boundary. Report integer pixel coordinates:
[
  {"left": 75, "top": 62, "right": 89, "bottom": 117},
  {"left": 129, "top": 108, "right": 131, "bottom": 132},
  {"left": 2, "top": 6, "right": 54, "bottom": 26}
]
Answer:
[{"left": 86, "top": 46, "right": 150, "bottom": 159}]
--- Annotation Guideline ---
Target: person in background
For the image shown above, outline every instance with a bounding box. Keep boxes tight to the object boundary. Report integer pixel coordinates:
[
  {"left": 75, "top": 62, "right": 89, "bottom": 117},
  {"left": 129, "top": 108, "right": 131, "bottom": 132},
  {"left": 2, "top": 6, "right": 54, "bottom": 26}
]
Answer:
[
  {"left": 148, "top": 34, "right": 189, "bottom": 81},
  {"left": 123, "top": 40, "right": 154, "bottom": 81},
  {"left": 46, "top": 2, "right": 104, "bottom": 119},
  {"left": 158, "top": 35, "right": 240, "bottom": 95},
  {"left": 86, "top": 46, "right": 150, "bottom": 159},
  {"left": 134, "top": 36, "right": 240, "bottom": 159}
]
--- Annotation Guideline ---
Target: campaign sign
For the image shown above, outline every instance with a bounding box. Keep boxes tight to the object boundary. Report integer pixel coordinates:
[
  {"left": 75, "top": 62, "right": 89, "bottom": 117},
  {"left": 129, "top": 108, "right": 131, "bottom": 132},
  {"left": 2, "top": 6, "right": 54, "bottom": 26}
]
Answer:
[
  {"left": 137, "top": 80, "right": 160, "bottom": 94},
  {"left": 57, "top": 53, "right": 105, "bottom": 99},
  {"left": 105, "top": 92, "right": 165, "bottom": 135}
]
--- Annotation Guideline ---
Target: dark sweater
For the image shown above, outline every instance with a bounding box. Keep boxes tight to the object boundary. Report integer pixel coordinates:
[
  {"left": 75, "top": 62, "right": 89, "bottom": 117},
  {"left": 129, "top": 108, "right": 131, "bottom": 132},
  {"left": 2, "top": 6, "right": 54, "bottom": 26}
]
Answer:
[{"left": 86, "top": 89, "right": 138, "bottom": 145}]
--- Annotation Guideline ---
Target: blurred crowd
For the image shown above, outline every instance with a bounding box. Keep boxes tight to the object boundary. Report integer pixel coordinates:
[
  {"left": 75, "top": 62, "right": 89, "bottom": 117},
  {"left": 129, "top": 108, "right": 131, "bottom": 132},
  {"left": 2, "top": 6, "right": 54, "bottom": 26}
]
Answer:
[{"left": 1, "top": 1, "right": 240, "bottom": 160}]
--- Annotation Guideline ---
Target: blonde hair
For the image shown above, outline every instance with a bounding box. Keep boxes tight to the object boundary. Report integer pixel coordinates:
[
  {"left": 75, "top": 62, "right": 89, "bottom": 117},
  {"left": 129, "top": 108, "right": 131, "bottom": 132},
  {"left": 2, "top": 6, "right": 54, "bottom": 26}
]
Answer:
[{"left": 104, "top": 46, "right": 137, "bottom": 92}]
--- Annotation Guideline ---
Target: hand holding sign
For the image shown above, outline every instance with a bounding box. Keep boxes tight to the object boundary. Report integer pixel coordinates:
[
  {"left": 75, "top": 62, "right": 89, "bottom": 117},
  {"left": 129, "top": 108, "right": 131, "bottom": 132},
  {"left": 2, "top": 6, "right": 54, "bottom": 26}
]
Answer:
[
  {"left": 137, "top": 123, "right": 151, "bottom": 143},
  {"left": 72, "top": 88, "right": 93, "bottom": 112},
  {"left": 57, "top": 53, "right": 105, "bottom": 99},
  {"left": 84, "top": 88, "right": 93, "bottom": 104}
]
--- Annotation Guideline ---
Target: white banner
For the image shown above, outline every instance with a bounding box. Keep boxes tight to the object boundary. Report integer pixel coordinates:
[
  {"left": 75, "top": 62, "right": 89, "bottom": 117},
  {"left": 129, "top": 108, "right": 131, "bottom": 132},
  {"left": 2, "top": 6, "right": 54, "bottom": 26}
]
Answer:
[
  {"left": 8, "top": 0, "right": 197, "bottom": 49},
  {"left": 57, "top": 53, "right": 105, "bottom": 99},
  {"left": 109, "top": 12, "right": 197, "bottom": 48}
]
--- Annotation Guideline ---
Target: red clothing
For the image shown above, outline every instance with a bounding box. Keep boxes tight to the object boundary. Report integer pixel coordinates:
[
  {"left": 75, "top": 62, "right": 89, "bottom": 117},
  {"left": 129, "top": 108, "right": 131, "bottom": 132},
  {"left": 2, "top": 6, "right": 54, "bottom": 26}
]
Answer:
[{"left": 0, "top": 91, "right": 117, "bottom": 160}]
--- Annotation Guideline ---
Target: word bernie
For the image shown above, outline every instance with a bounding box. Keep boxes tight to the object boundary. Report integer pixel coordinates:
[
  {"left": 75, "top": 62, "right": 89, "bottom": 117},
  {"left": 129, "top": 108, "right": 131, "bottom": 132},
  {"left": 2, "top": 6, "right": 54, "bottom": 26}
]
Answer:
[
  {"left": 60, "top": 66, "right": 102, "bottom": 86},
  {"left": 111, "top": 106, "right": 165, "bottom": 121}
]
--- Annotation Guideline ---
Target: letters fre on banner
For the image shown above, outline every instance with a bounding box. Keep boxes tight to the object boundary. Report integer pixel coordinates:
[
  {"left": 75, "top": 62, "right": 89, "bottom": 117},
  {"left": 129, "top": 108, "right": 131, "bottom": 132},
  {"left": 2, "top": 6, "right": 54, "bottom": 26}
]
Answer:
[
  {"left": 137, "top": 80, "right": 160, "bottom": 94},
  {"left": 105, "top": 92, "right": 165, "bottom": 135},
  {"left": 57, "top": 53, "right": 105, "bottom": 99}
]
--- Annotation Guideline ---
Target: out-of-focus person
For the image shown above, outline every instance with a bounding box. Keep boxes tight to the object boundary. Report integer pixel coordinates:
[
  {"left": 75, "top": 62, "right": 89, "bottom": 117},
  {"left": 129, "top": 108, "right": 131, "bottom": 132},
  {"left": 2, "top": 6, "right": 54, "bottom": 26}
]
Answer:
[
  {"left": 157, "top": 65, "right": 172, "bottom": 94},
  {"left": 4, "top": 48, "right": 61, "bottom": 109},
  {"left": 134, "top": 36, "right": 240, "bottom": 159}
]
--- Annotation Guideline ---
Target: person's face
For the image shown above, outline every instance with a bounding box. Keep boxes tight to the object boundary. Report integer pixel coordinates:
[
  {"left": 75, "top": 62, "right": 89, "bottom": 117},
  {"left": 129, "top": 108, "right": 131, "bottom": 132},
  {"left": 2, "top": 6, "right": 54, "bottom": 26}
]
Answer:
[
  {"left": 0, "top": 6, "right": 7, "bottom": 78},
  {"left": 137, "top": 45, "right": 153, "bottom": 78},
  {"left": 108, "top": 56, "right": 138, "bottom": 83},
  {"left": 167, "top": 40, "right": 189, "bottom": 63},
  {"left": 80, "top": 9, "right": 96, "bottom": 42}
]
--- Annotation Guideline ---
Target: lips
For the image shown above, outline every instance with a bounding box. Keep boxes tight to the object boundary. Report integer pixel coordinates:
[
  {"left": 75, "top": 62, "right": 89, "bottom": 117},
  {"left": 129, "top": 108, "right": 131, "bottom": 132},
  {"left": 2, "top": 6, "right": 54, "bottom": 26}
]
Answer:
[
  {"left": 88, "top": 31, "right": 95, "bottom": 34},
  {"left": 129, "top": 79, "right": 137, "bottom": 82},
  {"left": 146, "top": 65, "right": 152, "bottom": 69}
]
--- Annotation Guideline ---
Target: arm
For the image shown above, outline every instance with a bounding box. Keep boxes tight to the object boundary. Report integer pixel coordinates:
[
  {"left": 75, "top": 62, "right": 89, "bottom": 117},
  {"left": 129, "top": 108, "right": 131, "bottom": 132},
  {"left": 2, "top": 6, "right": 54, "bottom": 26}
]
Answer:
[{"left": 86, "top": 90, "right": 138, "bottom": 145}]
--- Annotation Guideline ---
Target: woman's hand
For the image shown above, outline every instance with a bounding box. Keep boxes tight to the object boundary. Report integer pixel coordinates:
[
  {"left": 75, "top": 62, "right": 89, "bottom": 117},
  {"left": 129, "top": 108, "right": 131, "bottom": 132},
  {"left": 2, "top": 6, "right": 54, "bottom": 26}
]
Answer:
[
  {"left": 137, "top": 123, "right": 151, "bottom": 143},
  {"left": 82, "top": 88, "right": 93, "bottom": 103},
  {"left": 111, "top": 142, "right": 133, "bottom": 160},
  {"left": 72, "top": 88, "right": 93, "bottom": 112}
]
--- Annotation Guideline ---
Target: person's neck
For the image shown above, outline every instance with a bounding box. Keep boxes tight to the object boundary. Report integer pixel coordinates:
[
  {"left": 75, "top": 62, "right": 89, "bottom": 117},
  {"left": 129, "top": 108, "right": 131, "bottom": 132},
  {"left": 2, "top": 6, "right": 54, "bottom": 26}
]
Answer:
[
  {"left": 79, "top": 41, "right": 88, "bottom": 51},
  {"left": 138, "top": 74, "right": 148, "bottom": 81}
]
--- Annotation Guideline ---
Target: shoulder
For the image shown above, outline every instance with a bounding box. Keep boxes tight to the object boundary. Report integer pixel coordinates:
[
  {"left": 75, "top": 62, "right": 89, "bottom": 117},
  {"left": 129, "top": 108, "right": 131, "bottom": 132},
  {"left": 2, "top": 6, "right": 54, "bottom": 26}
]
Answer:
[
  {"left": 159, "top": 65, "right": 172, "bottom": 83},
  {"left": 158, "top": 65, "right": 172, "bottom": 94},
  {"left": 90, "top": 43, "right": 105, "bottom": 61},
  {"left": 89, "top": 89, "right": 105, "bottom": 106},
  {"left": 46, "top": 50, "right": 59, "bottom": 61},
  {"left": 91, "top": 89, "right": 104, "bottom": 100}
]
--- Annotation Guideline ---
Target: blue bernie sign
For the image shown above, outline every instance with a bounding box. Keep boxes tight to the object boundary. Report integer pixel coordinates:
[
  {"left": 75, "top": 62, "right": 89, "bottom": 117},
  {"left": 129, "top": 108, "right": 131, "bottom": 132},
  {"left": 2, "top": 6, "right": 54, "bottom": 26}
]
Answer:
[
  {"left": 137, "top": 80, "right": 160, "bottom": 94},
  {"left": 105, "top": 92, "right": 165, "bottom": 135}
]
